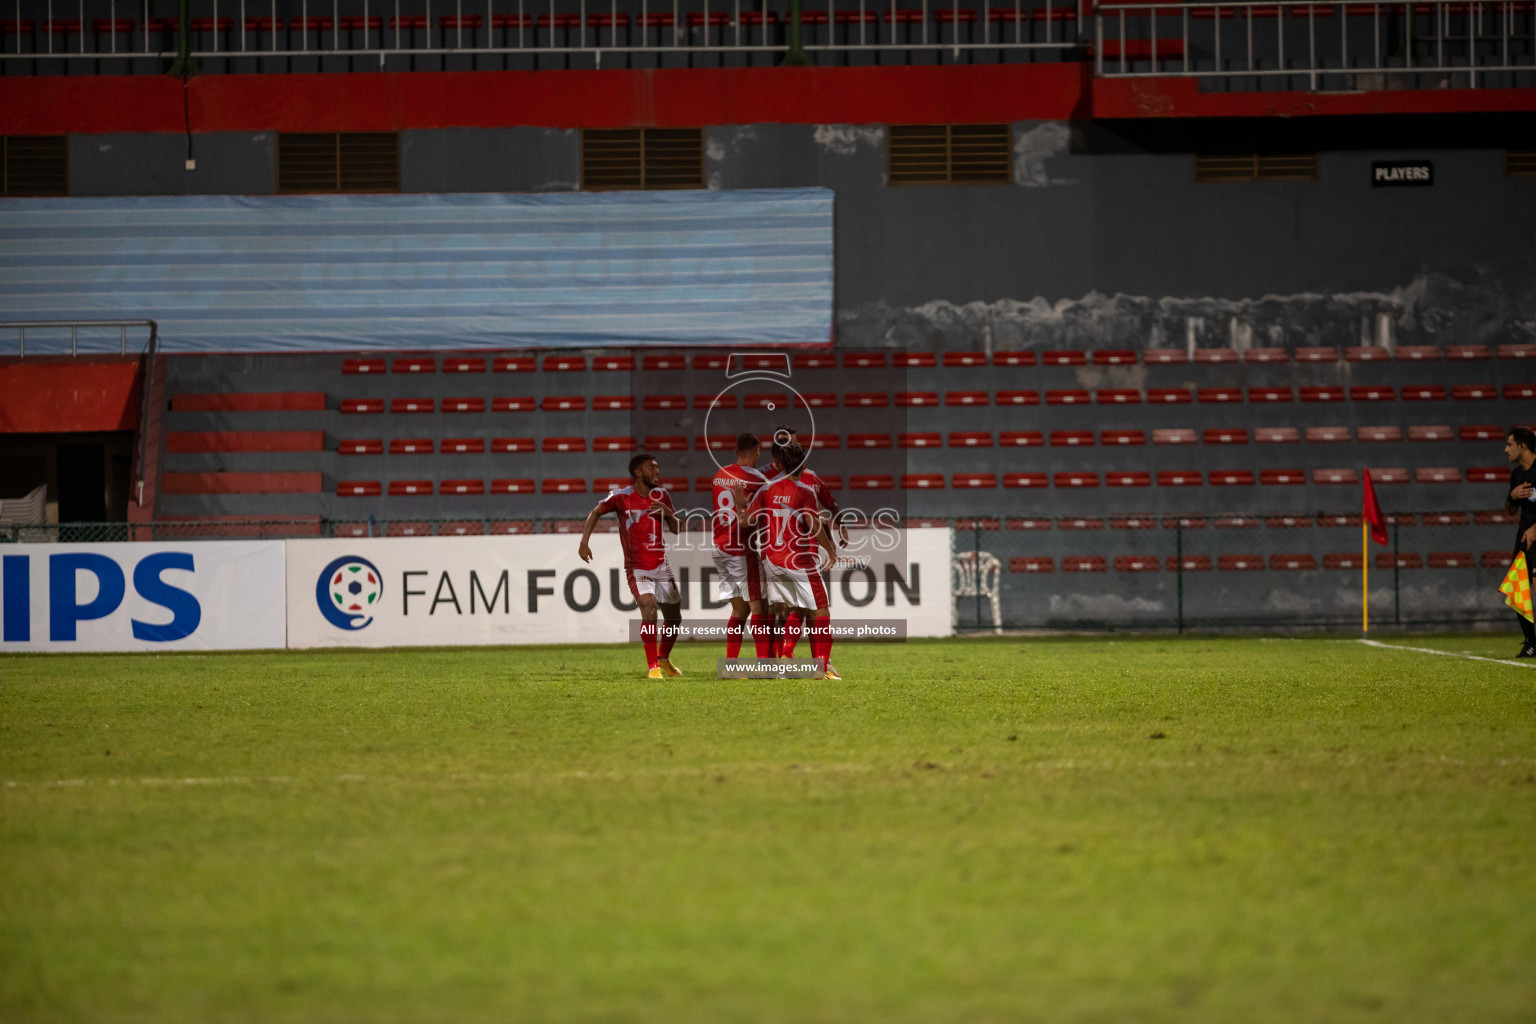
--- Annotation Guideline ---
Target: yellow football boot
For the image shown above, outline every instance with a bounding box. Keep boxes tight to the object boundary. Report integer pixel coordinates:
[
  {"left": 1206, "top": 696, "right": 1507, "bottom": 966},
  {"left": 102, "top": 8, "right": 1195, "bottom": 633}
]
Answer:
[
  {"left": 647, "top": 666, "right": 665, "bottom": 679},
  {"left": 659, "top": 658, "right": 683, "bottom": 677}
]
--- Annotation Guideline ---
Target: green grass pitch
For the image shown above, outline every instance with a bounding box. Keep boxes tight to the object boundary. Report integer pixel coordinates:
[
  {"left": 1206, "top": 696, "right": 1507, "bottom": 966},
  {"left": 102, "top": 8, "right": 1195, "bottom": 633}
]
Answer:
[{"left": 3, "top": 634, "right": 1535, "bottom": 1023}]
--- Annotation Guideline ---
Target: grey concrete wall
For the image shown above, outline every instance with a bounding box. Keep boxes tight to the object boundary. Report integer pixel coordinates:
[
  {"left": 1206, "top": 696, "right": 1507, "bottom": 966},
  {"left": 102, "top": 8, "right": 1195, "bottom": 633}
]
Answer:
[{"left": 69, "top": 132, "right": 276, "bottom": 196}]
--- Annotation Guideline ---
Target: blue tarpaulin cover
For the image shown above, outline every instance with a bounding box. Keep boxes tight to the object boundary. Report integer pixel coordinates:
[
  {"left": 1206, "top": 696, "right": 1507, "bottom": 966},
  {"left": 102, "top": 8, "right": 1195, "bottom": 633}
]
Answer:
[{"left": 0, "top": 189, "right": 834, "bottom": 352}]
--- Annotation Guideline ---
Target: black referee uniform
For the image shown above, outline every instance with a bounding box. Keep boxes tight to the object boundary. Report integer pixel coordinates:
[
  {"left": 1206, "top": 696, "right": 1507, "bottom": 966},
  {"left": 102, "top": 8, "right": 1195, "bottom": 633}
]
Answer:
[{"left": 1506, "top": 462, "right": 1536, "bottom": 650}]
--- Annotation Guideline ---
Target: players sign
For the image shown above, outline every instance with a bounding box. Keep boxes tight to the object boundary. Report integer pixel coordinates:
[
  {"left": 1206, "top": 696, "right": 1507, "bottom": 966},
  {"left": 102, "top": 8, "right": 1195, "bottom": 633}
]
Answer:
[{"left": 285, "top": 530, "right": 951, "bottom": 649}]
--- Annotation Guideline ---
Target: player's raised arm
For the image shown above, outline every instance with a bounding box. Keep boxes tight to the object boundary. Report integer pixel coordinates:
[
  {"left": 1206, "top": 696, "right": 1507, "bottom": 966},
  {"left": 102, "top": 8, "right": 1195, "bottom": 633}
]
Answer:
[{"left": 577, "top": 496, "right": 614, "bottom": 563}]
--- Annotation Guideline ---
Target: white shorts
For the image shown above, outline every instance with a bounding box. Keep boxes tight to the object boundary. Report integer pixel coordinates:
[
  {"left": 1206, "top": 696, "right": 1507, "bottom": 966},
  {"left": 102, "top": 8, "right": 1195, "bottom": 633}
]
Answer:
[
  {"left": 625, "top": 565, "right": 681, "bottom": 605},
  {"left": 761, "top": 560, "right": 830, "bottom": 611},
  {"left": 713, "top": 549, "right": 762, "bottom": 602}
]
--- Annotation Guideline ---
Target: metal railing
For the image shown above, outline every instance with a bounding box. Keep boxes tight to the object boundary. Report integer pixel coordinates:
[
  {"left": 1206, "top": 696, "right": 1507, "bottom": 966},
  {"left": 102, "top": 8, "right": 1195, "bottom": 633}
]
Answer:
[
  {"left": 1093, "top": 0, "right": 1536, "bottom": 88},
  {"left": 0, "top": 0, "right": 1085, "bottom": 66}
]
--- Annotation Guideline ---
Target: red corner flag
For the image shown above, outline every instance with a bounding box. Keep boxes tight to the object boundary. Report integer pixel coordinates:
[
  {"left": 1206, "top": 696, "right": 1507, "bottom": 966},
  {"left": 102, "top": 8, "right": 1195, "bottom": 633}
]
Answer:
[{"left": 1362, "top": 468, "right": 1389, "bottom": 546}]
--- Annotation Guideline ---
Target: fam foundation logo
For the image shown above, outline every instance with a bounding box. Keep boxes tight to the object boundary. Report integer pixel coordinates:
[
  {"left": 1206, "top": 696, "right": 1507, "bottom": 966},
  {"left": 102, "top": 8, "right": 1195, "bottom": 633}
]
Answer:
[{"left": 317, "top": 555, "right": 383, "bottom": 630}]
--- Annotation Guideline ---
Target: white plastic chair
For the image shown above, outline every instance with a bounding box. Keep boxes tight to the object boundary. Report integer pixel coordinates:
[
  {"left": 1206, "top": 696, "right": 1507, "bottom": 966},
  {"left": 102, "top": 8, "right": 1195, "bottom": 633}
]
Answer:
[{"left": 952, "top": 550, "right": 1002, "bottom": 634}]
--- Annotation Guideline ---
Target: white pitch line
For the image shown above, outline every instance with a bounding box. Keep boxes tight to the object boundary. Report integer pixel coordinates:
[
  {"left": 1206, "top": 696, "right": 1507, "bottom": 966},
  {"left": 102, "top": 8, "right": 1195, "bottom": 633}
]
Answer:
[{"left": 1357, "top": 637, "right": 1536, "bottom": 669}]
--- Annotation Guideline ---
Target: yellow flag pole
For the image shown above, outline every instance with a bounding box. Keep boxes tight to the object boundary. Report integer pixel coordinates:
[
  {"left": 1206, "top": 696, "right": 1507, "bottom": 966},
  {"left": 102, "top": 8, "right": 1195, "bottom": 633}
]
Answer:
[{"left": 1361, "top": 519, "right": 1368, "bottom": 633}]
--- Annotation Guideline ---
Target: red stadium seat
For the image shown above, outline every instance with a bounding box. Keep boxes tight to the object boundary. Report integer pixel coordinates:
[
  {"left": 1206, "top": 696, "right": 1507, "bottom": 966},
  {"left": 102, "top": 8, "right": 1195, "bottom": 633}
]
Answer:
[
  {"left": 846, "top": 392, "right": 889, "bottom": 407},
  {"left": 945, "top": 391, "right": 989, "bottom": 406},
  {"left": 1453, "top": 384, "right": 1498, "bottom": 400},
  {"left": 1110, "top": 517, "right": 1157, "bottom": 529},
  {"left": 542, "top": 396, "right": 586, "bottom": 411},
  {"left": 1475, "top": 510, "right": 1518, "bottom": 525},
  {"left": 695, "top": 394, "right": 736, "bottom": 410},
  {"left": 1112, "top": 556, "right": 1159, "bottom": 572},
  {"left": 343, "top": 357, "right": 386, "bottom": 374},
  {"left": 1305, "top": 426, "right": 1351, "bottom": 443},
  {"left": 1269, "top": 554, "right": 1316, "bottom": 571},
  {"left": 1376, "top": 553, "right": 1423, "bottom": 570},
  {"left": 1295, "top": 347, "right": 1339, "bottom": 362},
  {"left": 1407, "top": 425, "right": 1454, "bottom": 441},
  {"left": 593, "top": 355, "right": 634, "bottom": 371},
  {"left": 895, "top": 391, "right": 940, "bottom": 406},
  {"left": 659, "top": 477, "right": 689, "bottom": 492},
  {"left": 1058, "top": 518, "right": 1104, "bottom": 530},
  {"left": 949, "top": 432, "right": 993, "bottom": 447},
  {"left": 1142, "top": 349, "right": 1188, "bottom": 364},
  {"left": 1357, "top": 425, "right": 1401, "bottom": 442},
  {"left": 1300, "top": 386, "right": 1346, "bottom": 402},
  {"left": 1147, "top": 388, "right": 1192, "bottom": 404},
  {"left": 999, "top": 431, "right": 1044, "bottom": 446},
  {"left": 1050, "top": 430, "right": 1094, "bottom": 447},
  {"left": 1427, "top": 552, "right": 1475, "bottom": 569},
  {"left": 440, "top": 479, "right": 485, "bottom": 495},
  {"left": 392, "top": 357, "right": 435, "bottom": 373},
  {"left": 1152, "top": 429, "right": 1197, "bottom": 445},
  {"left": 1318, "top": 514, "right": 1361, "bottom": 527},
  {"left": 641, "top": 395, "right": 686, "bottom": 410},
  {"left": 1400, "top": 385, "right": 1446, "bottom": 401},
  {"left": 1167, "top": 555, "right": 1212, "bottom": 571},
  {"left": 1054, "top": 472, "right": 1099, "bottom": 488},
  {"left": 338, "top": 481, "right": 382, "bottom": 497},
  {"left": 1102, "top": 429, "right": 1145, "bottom": 446},
  {"left": 1500, "top": 343, "right": 1536, "bottom": 359},
  {"left": 391, "top": 398, "right": 434, "bottom": 414},
  {"left": 1198, "top": 387, "right": 1243, "bottom": 404},
  {"left": 1367, "top": 467, "right": 1409, "bottom": 483},
  {"left": 995, "top": 390, "right": 1039, "bottom": 406},
  {"left": 1193, "top": 348, "right": 1238, "bottom": 364},
  {"left": 849, "top": 475, "right": 896, "bottom": 489},
  {"left": 797, "top": 392, "right": 838, "bottom": 408},
  {"left": 1243, "top": 347, "right": 1287, "bottom": 363},
  {"left": 543, "top": 355, "right": 586, "bottom": 371},
  {"left": 388, "top": 439, "right": 433, "bottom": 454},
  {"left": 1003, "top": 473, "right": 1049, "bottom": 488},
  {"left": 993, "top": 352, "right": 1036, "bottom": 366},
  {"left": 1350, "top": 385, "right": 1394, "bottom": 401},
  {"left": 1214, "top": 516, "right": 1261, "bottom": 529},
  {"left": 1218, "top": 555, "right": 1264, "bottom": 571},
  {"left": 387, "top": 480, "right": 433, "bottom": 495},
  {"left": 1322, "top": 553, "right": 1365, "bottom": 569},
  {"left": 439, "top": 521, "right": 485, "bottom": 536},
  {"left": 494, "top": 355, "right": 536, "bottom": 372},
  {"left": 942, "top": 351, "right": 989, "bottom": 367},
  {"left": 1466, "top": 467, "right": 1505, "bottom": 483},
  {"left": 842, "top": 352, "right": 888, "bottom": 368},
  {"left": 441, "top": 438, "right": 485, "bottom": 454},
  {"left": 1045, "top": 389, "right": 1091, "bottom": 405},
  {"left": 1422, "top": 513, "right": 1469, "bottom": 526},
  {"left": 1096, "top": 389, "right": 1141, "bottom": 404},
  {"left": 641, "top": 354, "right": 687, "bottom": 371},
  {"left": 899, "top": 432, "right": 943, "bottom": 448},
  {"left": 491, "top": 437, "right": 535, "bottom": 453},
  {"left": 1255, "top": 427, "right": 1300, "bottom": 443},
  {"left": 1010, "top": 557, "right": 1055, "bottom": 573},
  {"left": 642, "top": 435, "right": 688, "bottom": 451},
  {"left": 1041, "top": 350, "right": 1086, "bottom": 366},
  {"left": 1007, "top": 518, "right": 1053, "bottom": 530},
  {"left": 594, "top": 478, "right": 629, "bottom": 494},
  {"left": 595, "top": 436, "right": 637, "bottom": 452},
  {"left": 1209, "top": 470, "right": 1255, "bottom": 485},
  {"left": 1062, "top": 557, "right": 1107, "bottom": 572},
  {"left": 1203, "top": 428, "right": 1247, "bottom": 444},
  {"left": 1248, "top": 387, "right": 1292, "bottom": 403},
  {"left": 541, "top": 478, "right": 587, "bottom": 494},
  {"left": 848, "top": 433, "right": 892, "bottom": 449},
  {"left": 691, "top": 354, "right": 729, "bottom": 371},
  {"left": 442, "top": 397, "right": 485, "bottom": 413},
  {"left": 894, "top": 353, "right": 936, "bottom": 368},
  {"left": 901, "top": 474, "right": 945, "bottom": 489},
  {"left": 1415, "top": 467, "right": 1462, "bottom": 483},
  {"left": 1313, "top": 468, "right": 1358, "bottom": 484},
  {"left": 743, "top": 393, "right": 789, "bottom": 410},
  {"left": 1345, "top": 346, "right": 1390, "bottom": 362},
  {"left": 1459, "top": 425, "right": 1503, "bottom": 441},
  {"left": 339, "top": 439, "right": 383, "bottom": 455},
  {"left": 1106, "top": 471, "right": 1151, "bottom": 486},
  {"left": 443, "top": 357, "right": 487, "bottom": 373},
  {"left": 952, "top": 473, "right": 997, "bottom": 488},
  {"left": 489, "top": 479, "right": 537, "bottom": 494},
  {"left": 791, "top": 353, "right": 838, "bottom": 369},
  {"left": 694, "top": 435, "right": 733, "bottom": 451},
  {"left": 492, "top": 397, "right": 536, "bottom": 412},
  {"left": 807, "top": 434, "right": 840, "bottom": 450},
  {"left": 1266, "top": 515, "right": 1310, "bottom": 527},
  {"left": 1394, "top": 345, "right": 1440, "bottom": 361},
  {"left": 1157, "top": 470, "right": 1201, "bottom": 486},
  {"left": 542, "top": 437, "right": 587, "bottom": 453},
  {"left": 1504, "top": 383, "right": 1536, "bottom": 399},
  {"left": 1092, "top": 349, "right": 1137, "bottom": 366},
  {"left": 1481, "top": 551, "right": 1512, "bottom": 569},
  {"left": 1259, "top": 470, "right": 1307, "bottom": 485}
]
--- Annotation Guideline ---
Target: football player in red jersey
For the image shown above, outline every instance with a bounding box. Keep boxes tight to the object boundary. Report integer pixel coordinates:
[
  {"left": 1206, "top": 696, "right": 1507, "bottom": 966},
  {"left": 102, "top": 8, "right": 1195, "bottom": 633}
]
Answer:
[
  {"left": 710, "top": 432, "right": 770, "bottom": 660},
  {"left": 764, "top": 426, "right": 847, "bottom": 658},
  {"left": 736, "top": 442, "right": 840, "bottom": 678},
  {"left": 577, "top": 452, "right": 683, "bottom": 678}
]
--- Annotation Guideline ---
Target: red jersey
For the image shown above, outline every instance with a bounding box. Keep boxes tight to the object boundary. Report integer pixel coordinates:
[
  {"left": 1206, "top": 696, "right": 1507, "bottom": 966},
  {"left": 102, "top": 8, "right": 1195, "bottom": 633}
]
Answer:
[
  {"left": 597, "top": 485, "right": 675, "bottom": 571},
  {"left": 710, "top": 463, "right": 769, "bottom": 555},
  {"left": 745, "top": 475, "right": 824, "bottom": 570},
  {"left": 763, "top": 468, "right": 837, "bottom": 512}
]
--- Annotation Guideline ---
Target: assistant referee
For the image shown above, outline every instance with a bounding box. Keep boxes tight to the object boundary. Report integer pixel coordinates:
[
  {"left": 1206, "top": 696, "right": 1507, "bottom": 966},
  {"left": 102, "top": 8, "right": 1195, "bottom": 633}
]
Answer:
[{"left": 1503, "top": 426, "right": 1536, "bottom": 657}]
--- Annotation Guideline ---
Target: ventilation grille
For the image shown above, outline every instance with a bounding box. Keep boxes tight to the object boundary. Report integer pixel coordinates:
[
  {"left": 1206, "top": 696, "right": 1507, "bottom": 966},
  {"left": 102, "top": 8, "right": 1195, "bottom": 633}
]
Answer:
[
  {"left": 278, "top": 132, "right": 400, "bottom": 193},
  {"left": 2, "top": 136, "right": 68, "bottom": 197},
  {"left": 582, "top": 128, "right": 704, "bottom": 190},
  {"left": 1508, "top": 150, "right": 1536, "bottom": 177},
  {"left": 889, "top": 124, "right": 1011, "bottom": 186},
  {"left": 1195, "top": 153, "right": 1318, "bottom": 183}
]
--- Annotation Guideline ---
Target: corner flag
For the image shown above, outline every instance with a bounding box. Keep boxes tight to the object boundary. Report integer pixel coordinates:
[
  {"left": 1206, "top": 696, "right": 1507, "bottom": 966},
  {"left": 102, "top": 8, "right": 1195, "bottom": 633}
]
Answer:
[
  {"left": 1362, "top": 470, "right": 1389, "bottom": 546},
  {"left": 1361, "top": 469, "right": 1390, "bottom": 633},
  {"left": 1501, "top": 553, "right": 1534, "bottom": 623}
]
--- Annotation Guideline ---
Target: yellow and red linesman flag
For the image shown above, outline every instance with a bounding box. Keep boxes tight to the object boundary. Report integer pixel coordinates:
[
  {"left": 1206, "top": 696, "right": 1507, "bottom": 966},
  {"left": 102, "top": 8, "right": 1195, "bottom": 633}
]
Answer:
[{"left": 1501, "top": 552, "right": 1534, "bottom": 623}]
